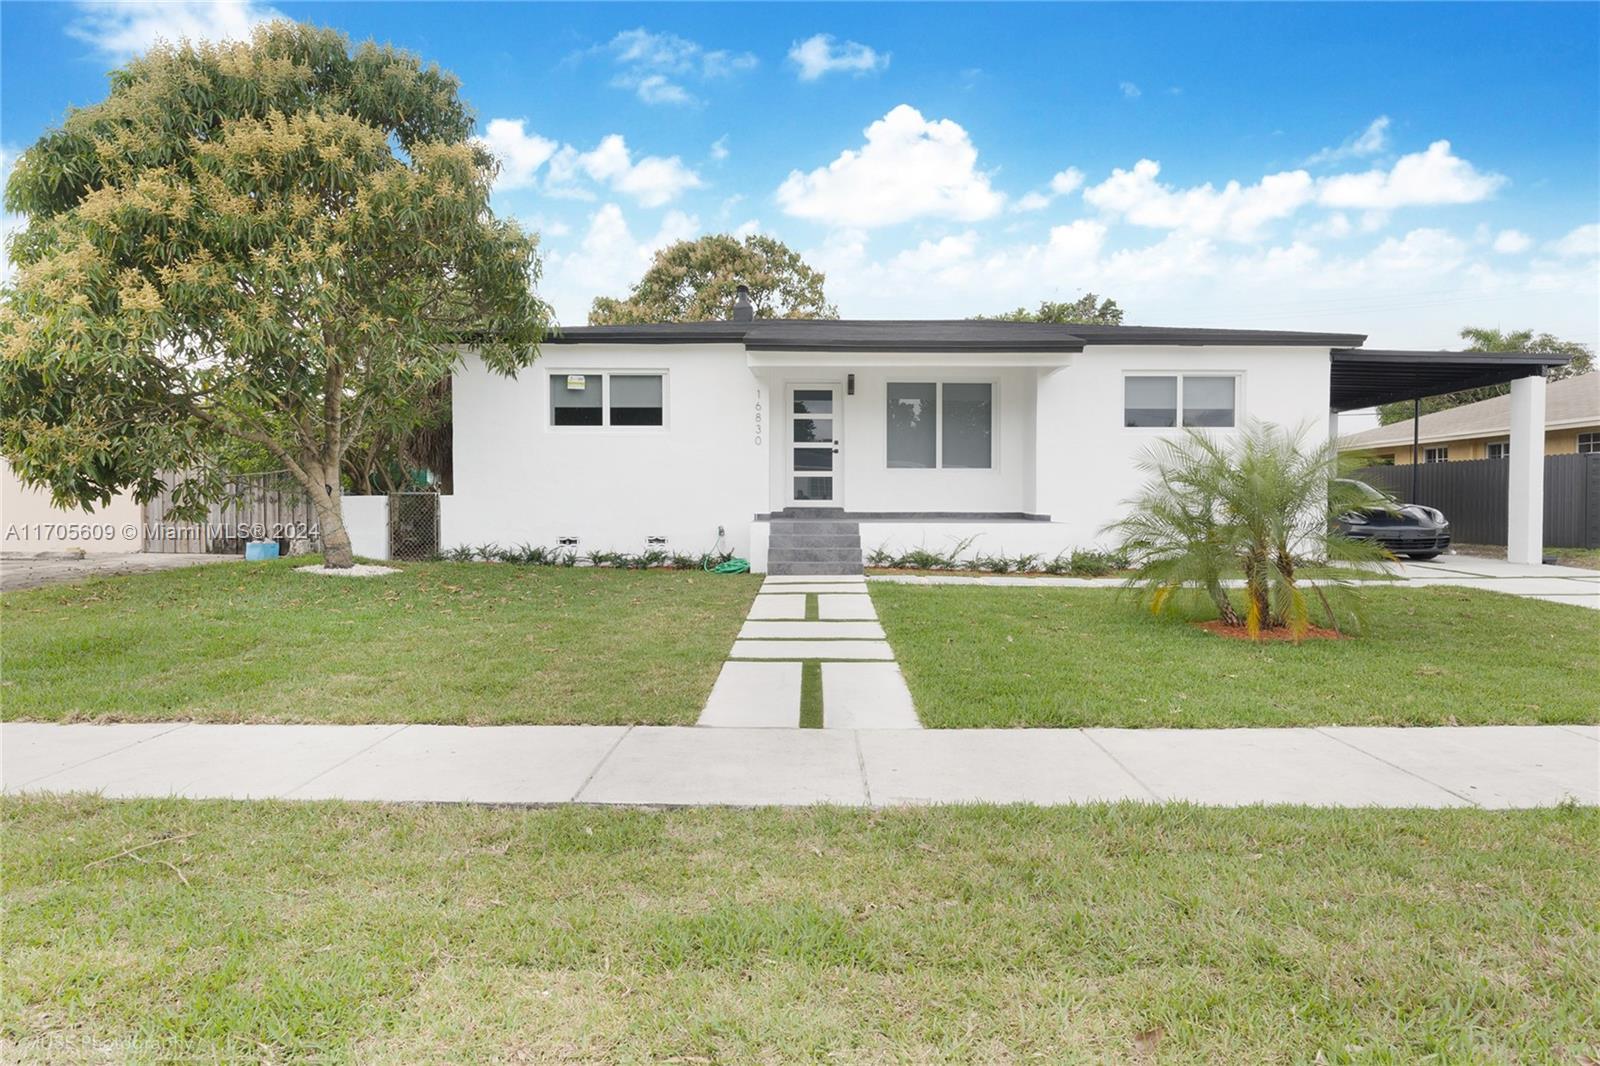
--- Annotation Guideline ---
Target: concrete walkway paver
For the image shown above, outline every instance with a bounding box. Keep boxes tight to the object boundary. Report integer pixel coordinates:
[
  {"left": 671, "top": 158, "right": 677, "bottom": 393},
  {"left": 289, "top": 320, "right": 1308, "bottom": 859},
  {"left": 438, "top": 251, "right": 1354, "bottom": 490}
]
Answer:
[
  {"left": 5, "top": 722, "right": 1593, "bottom": 808},
  {"left": 699, "top": 663, "right": 803, "bottom": 728},
  {"left": 698, "top": 575, "right": 919, "bottom": 728},
  {"left": 821, "top": 664, "right": 921, "bottom": 730}
]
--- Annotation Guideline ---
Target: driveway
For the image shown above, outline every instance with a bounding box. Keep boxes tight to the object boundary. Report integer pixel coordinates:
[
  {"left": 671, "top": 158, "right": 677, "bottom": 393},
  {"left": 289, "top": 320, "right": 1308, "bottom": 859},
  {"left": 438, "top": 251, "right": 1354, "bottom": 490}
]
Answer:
[
  {"left": 1395, "top": 555, "right": 1600, "bottom": 610},
  {"left": 0, "top": 552, "right": 232, "bottom": 592}
]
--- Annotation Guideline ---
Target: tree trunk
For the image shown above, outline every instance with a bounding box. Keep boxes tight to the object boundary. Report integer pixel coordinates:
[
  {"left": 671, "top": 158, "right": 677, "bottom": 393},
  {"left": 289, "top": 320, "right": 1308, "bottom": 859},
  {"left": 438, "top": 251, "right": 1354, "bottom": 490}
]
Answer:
[{"left": 300, "top": 463, "right": 354, "bottom": 569}]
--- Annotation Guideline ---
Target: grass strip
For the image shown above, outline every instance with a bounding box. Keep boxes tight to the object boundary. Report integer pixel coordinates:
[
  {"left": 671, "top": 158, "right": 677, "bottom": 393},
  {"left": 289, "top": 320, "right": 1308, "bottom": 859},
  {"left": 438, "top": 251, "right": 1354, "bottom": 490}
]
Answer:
[
  {"left": 799, "top": 660, "right": 823, "bottom": 728},
  {"left": 805, "top": 593, "right": 819, "bottom": 621},
  {"left": 4, "top": 797, "right": 1596, "bottom": 1063}
]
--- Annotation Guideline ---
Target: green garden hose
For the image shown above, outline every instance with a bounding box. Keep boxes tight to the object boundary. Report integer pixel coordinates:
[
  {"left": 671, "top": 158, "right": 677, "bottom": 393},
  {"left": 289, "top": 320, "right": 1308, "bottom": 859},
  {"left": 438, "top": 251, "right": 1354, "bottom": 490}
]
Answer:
[{"left": 703, "top": 528, "right": 750, "bottom": 573}]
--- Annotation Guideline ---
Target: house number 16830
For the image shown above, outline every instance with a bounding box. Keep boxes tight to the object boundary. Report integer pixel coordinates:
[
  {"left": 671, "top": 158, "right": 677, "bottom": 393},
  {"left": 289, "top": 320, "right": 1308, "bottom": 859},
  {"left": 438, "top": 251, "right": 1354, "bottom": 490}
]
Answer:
[{"left": 754, "top": 387, "right": 763, "bottom": 445}]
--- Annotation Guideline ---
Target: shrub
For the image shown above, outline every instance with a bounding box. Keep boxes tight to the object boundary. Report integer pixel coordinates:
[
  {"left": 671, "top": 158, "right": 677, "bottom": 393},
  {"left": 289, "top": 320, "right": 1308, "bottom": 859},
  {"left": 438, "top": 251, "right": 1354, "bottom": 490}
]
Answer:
[{"left": 1106, "top": 421, "right": 1392, "bottom": 636}]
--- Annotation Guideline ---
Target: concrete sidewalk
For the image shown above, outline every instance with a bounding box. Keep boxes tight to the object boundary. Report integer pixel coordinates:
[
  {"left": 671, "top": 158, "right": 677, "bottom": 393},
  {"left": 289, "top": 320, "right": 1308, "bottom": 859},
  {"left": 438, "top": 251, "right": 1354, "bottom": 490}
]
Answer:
[{"left": 4, "top": 722, "right": 1594, "bottom": 809}]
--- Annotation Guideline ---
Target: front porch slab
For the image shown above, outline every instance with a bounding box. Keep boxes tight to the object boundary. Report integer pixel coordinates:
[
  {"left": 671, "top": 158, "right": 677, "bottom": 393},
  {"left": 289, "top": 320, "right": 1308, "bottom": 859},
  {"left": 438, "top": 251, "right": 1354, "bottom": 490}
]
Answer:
[{"left": 759, "top": 582, "right": 872, "bottom": 595}]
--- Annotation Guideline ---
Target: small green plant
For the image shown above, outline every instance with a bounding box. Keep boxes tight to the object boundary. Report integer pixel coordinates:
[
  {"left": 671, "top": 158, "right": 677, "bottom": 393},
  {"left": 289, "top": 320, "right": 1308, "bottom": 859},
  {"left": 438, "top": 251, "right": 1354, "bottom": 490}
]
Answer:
[
  {"left": 474, "top": 543, "right": 502, "bottom": 563},
  {"left": 1068, "top": 549, "right": 1122, "bottom": 577},
  {"left": 444, "top": 545, "right": 477, "bottom": 562}
]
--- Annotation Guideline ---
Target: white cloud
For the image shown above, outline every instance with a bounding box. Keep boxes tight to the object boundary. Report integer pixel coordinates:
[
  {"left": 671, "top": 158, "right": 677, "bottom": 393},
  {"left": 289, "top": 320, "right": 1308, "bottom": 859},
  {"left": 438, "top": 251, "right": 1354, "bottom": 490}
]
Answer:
[
  {"left": 1083, "top": 159, "right": 1316, "bottom": 243},
  {"left": 603, "top": 28, "right": 756, "bottom": 106},
  {"left": 547, "top": 135, "right": 703, "bottom": 207},
  {"left": 809, "top": 219, "right": 1596, "bottom": 352},
  {"left": 1119, "top": 81, "right": 1142, "bottom": 100},
  {"left": 1316, "top": 140, "right": 1506, "bottom": 209},
  {"left": 477, "top": 119, "right": 557, "bottom": 191},
  {"left": 479, "top": 125, "right": 702, "bottom": 206},
  {"left": 710, "top": 136, "right": 729, "bottom": 162},
  {"left": 788, "top": 34, "right": 890, "bottom": 81},
  {"left": 1305, "top": 116, "right": 1390, "bottom": 166},
  {"left": 1548, "top": 223, "right": 1599, "bottom": 258},
  {"left": 776, "top": 105, "right": 1005, "bottom": 228},
  {"left": 1012, "top": 168, "right": 1085, "bottom": 213},
  {"left": 1079, "top": 140, "right": 1504, "bottom": 243},
  {"left": 67, "top": 0, "right": 280, "bottom": 60},
  {"left": 733, "top": 219, "right": 762, "bottom": 239},
  {"left": 541, "top": 203, "right": 699, "bottom": 322},
  {"left": 1492, "top": 228, "right": 1532, "bottom": 254},
  {"left": 1049, "top": 168, "right": 1086, "bottom": 197}
]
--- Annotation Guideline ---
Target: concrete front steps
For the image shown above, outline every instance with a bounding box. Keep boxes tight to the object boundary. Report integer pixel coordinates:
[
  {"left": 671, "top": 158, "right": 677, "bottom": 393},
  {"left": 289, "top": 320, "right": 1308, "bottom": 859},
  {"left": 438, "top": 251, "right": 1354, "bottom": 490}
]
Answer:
[{"left": 766, "top": 511, "right": 863, "bottom": 576}]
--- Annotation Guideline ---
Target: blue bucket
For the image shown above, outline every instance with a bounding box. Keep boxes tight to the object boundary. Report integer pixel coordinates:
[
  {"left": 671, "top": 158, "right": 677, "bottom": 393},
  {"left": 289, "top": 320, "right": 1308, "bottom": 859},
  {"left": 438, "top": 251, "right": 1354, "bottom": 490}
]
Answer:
[{"left": 244, "top": 540, "right": 280, "bottom": 561}]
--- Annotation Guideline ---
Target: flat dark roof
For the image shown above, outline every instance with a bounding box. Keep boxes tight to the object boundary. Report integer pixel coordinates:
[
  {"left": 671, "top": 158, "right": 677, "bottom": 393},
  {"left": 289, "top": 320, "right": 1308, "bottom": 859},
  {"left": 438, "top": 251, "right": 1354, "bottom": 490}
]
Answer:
[
  {"left": 1329, "top": 349, "right": 1570, "bottom": 411},
  {"left": 543, "top": 319, "right": 1368, "bottom": 351}
]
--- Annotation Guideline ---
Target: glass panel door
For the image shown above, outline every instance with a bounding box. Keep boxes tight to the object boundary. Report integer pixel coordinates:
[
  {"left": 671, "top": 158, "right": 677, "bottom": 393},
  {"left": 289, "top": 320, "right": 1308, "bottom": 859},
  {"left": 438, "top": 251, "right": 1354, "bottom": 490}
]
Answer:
[{"left": 789, "top": 386, "right": 839, "bottom": 504}]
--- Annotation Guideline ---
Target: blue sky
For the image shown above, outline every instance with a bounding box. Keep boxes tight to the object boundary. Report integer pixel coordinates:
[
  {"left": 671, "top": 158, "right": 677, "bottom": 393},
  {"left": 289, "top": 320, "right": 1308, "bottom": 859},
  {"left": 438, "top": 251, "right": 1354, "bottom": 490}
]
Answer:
[{"left": 3, "top": 1, "right": 1598, "bottom": 351}]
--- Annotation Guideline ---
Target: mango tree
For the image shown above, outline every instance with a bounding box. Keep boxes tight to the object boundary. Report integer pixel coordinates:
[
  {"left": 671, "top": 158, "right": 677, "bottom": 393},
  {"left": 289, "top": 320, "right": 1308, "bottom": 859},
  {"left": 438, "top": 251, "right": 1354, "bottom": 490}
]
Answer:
[{"left": 0, "top": 22, "right": 548, "bottom": 566}]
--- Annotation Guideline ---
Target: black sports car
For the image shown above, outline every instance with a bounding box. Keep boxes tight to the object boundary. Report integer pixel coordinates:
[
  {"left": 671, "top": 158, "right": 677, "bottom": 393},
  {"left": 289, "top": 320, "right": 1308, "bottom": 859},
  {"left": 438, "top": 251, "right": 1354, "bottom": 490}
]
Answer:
[{"left": 1333, "top": 478, "right": 1452, "bottom": 560}]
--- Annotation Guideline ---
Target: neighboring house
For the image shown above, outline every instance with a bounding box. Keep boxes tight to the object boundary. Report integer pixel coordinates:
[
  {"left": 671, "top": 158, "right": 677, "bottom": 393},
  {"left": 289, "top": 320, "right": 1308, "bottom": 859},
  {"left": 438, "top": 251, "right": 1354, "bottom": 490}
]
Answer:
[
  {"left": 442, "top": 289, "right": 1568, "bottom": 572},
  {"left": 1339, "top": 373, "right": 1600, "bottom": 464},
  {"left": 1, "top": 458, "right": 144, "bottom": 555}
]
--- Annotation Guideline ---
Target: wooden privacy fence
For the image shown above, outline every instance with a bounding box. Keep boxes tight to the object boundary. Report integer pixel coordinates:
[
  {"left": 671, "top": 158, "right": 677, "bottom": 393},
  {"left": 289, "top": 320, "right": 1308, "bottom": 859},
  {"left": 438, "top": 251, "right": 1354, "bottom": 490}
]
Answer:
[
  {"left": 1353, "top": 453, "right": 1600, "bottom": 548},
  {"left": 143, "top": 471, "right": 320, "bottom": 554}
]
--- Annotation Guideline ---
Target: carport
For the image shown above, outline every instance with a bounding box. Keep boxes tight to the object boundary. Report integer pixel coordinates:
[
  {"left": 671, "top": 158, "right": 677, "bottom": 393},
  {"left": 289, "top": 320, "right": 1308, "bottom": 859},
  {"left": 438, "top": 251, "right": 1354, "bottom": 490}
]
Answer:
[{"left": 1329, "top": 348, "right": 1572, "bottom": 565}]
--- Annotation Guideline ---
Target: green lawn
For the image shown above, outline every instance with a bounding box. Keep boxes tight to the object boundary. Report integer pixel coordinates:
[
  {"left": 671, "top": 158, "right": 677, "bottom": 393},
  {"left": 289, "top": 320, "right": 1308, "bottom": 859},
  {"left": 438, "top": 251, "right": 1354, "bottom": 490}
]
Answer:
[
  {"left": 873, "top": 584, "right": 1599, "bottom": 728},
  {"left": 3, "top": 797, "right": 1594, "bottom": 1063},
  {"left": 0, "top": 560, "right": 758, "bottom": 725}
]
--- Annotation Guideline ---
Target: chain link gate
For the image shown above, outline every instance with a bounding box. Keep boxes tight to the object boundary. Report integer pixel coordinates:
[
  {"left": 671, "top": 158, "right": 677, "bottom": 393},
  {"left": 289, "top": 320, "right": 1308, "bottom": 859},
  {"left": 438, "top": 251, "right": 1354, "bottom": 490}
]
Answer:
[{"left": 387, "top": 491, "right": 440, "bottom": 561}]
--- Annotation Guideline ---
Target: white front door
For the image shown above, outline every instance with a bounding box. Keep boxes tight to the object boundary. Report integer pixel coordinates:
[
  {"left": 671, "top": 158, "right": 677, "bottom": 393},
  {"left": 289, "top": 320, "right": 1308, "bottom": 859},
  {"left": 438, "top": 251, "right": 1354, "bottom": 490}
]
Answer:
[{"left": 788, "top": 384, "right": 841, "bottom": 506}]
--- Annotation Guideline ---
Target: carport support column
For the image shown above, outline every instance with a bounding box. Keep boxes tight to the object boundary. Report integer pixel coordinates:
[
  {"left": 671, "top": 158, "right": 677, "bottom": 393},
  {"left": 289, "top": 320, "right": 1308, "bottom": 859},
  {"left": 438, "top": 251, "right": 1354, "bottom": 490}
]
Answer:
[{"left": 1506, "top": 373, "right": 1547, "bottom": 565}]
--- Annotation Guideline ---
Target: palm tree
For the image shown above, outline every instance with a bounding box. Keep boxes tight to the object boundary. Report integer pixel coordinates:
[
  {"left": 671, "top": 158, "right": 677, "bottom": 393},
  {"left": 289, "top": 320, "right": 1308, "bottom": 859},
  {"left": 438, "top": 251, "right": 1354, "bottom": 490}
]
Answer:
[{"left": 1107, "top": 421, "right": 1393, "bottom": 637}]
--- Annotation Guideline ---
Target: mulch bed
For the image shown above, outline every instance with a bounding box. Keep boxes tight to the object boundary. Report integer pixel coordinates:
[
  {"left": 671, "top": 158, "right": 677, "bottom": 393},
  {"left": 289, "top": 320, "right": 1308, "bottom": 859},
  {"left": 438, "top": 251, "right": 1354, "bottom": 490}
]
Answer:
[{"left": 1195, "top": 620, "right": 1345, "bottom": 642}]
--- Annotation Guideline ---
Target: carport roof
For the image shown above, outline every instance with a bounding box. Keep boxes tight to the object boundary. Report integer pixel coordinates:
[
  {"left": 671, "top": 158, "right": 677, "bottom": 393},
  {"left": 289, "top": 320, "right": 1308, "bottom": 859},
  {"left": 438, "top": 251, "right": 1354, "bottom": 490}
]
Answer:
[{"left": 1328, "top": 348, "right": 1572, "bottom": 411}]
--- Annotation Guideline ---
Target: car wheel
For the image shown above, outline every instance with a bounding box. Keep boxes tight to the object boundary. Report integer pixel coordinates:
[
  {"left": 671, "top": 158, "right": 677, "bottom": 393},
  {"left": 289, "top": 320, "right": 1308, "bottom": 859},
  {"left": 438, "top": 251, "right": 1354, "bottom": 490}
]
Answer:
[{"left": 1406, "top": 551, "right": 1441, "bottom": 561}]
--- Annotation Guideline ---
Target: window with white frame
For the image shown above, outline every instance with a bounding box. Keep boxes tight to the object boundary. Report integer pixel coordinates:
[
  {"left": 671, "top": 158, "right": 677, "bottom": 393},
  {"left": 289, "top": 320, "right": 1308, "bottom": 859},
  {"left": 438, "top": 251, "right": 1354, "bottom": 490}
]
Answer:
[
  {"left": 1424, "top": 446, "right": 1450, "bottom": 463},
  {"left": 886, "top": 381, "right": 993, "bottom": 469},
  {"left": 1486, "top": 440, "right": 1510, "bottom": 459},
  {"left": 1578, "top": 432, "right": 1599, "bottom": 454},
  {"left": 550, "top": 372, "right": 664, "bottom": 428},
  {"left": 1124, "top": 374, "right": 1237, "bottom": 428}
]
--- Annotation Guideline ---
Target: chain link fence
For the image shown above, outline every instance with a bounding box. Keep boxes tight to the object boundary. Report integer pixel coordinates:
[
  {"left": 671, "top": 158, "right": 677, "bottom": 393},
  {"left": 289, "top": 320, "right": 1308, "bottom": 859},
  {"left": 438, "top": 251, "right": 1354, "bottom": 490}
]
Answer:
[{"left": 387, "top": 491, "right": 440, "bottom": 561}]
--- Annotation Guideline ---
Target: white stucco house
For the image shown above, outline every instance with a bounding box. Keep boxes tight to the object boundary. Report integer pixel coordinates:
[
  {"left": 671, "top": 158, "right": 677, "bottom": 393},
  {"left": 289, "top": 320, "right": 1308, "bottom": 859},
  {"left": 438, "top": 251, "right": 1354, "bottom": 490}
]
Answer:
[{"left": 432, "top": 288, "right": 1565, "bottom": 573}]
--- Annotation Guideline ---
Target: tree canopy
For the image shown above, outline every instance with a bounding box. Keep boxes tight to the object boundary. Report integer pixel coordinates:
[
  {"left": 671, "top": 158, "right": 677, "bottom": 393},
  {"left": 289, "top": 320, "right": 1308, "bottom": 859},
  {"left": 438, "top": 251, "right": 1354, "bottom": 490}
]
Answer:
[
  {"left": 1376, "top": 327, "right": 1594, "bottom": 424},
  {"left": 974, "top": 294, "right": 1125, "bottom": 326},
  {"left": 589, "top": 233, "right": 836, "bottom": 323},
  {"left": 0, "top": 21, "right": 549, "bottom": 565}
]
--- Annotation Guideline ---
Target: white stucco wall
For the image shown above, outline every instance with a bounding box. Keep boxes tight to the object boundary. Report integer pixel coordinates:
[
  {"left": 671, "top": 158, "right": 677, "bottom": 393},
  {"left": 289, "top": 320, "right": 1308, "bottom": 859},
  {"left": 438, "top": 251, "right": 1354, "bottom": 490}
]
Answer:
[
  {"left": 1, "top": 459, "right": 145, "bottom": 554},
  {"left": 447, "top": 345, "right": 767, "bottom": 559},
  {"left": 446, "top": 342, "right": 1335, "bottom": 567},
  {"left": 1034, "top": 346, "right": 1335, "bottom": 548},
  {"left": 342, "top": 495, "right": 390, "bottom": 560}
]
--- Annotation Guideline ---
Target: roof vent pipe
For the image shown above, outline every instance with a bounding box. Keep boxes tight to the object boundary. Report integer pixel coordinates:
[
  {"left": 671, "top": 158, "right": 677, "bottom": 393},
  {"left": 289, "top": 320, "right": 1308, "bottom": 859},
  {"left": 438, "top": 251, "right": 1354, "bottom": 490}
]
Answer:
[{"left": 731, "top": 283, "right": 754, "bottom": 323}]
